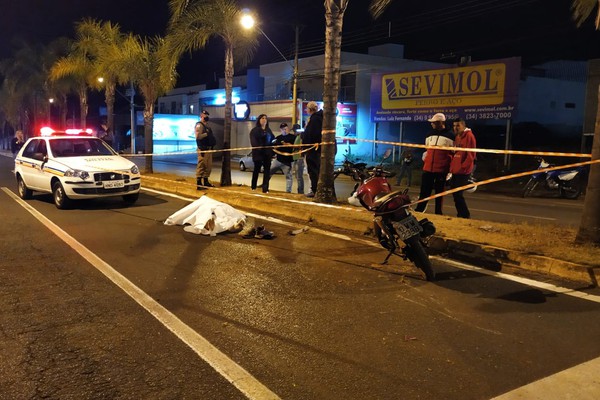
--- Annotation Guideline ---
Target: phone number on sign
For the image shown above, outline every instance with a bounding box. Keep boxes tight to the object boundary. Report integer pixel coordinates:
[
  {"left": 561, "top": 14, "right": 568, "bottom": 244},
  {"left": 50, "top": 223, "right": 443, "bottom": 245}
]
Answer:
[{"left": 465, "top": 112, "right": 512, "bottom": 120}]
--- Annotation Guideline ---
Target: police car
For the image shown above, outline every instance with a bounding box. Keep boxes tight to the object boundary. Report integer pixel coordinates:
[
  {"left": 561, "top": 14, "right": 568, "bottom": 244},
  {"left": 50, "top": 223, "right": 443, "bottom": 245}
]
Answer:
[{"left": 14, "top": 127, "right": 141, "bottom": 209}]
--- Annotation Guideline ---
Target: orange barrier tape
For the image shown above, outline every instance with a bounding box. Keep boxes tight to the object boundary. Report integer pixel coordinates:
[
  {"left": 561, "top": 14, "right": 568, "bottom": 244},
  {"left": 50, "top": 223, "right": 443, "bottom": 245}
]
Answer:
[
  {"left": 406, "top": 159, "right": 600, "bottom": 208},
  {"left": 337, "top": 136, "right": 593, "bottom": 159}
]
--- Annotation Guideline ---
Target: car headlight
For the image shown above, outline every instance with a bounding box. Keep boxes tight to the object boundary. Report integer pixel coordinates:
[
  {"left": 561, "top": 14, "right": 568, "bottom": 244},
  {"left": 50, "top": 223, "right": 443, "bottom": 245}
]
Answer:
[
  {"left": 130, "top": 165, "right": 139, "bottom": 175},
  {"left": 64, "top": 169, "right": 90, "bottom": 180}
]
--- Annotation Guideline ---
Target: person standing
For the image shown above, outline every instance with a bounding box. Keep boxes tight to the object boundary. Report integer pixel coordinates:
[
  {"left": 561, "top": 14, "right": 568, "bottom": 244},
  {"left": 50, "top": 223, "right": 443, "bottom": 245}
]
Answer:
[
  {"left": 301, "top": 101, "right": 323, "bottom": 197},
  {"left": 195, "top": 110, "right": 215, "bottom": 189},
  {"left": 415, "top": 113, "right": 454, "bottom": 215},
  {"left": 449, "top": 118, "right": 477, "bottom": 218},
  {"left": 270, "top": 123, "right": 295, "bottom": 193},
  {"left": 395, "top": 149, "right": 414, "bottom": 186},
  {"left": 11, "top": 130, "right": 25, "bottom": 159},
  {"left": 249, "top": 114, "right": 275, "bottom": 193},
  {"left": 98, "top": 122, "right": 114, "bottom": 148},
  {"left": 291, "top": 124, "right": 305, "bottom": 194}
]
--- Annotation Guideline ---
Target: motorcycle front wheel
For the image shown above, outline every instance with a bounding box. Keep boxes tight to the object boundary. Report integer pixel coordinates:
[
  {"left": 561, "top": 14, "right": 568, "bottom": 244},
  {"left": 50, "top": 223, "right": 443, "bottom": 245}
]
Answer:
[
  {"left": 522, "top": 178, "right": 539, "bottom": 198},
  {"left": 404, "top": 235, "right": 435, "bottom": 281}
]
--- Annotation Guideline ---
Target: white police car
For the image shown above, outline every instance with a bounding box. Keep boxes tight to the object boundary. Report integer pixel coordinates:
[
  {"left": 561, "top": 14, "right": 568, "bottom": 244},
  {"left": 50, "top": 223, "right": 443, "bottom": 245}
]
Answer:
[{"left": 14, "top": 128, "right": 141, "bottom": 209}]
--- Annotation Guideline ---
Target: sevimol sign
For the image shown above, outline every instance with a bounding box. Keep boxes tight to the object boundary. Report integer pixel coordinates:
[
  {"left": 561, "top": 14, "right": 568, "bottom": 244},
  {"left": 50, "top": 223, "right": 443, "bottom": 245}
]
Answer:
[{"left": 370, "top": 57, "right": 520, "bottom": 122}]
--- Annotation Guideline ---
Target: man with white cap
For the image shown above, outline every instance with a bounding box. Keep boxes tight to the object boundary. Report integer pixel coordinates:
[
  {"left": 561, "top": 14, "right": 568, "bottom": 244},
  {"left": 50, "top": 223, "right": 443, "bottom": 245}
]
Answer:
[{"left": 415, "top": 113, "right": 454, "bottom": 215}]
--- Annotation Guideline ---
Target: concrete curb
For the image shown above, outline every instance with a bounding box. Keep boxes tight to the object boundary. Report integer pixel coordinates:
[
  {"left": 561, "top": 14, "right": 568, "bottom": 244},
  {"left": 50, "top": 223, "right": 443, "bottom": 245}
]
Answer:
[{"left": 142, "top": 174, "right": 598, "bottom": 286}]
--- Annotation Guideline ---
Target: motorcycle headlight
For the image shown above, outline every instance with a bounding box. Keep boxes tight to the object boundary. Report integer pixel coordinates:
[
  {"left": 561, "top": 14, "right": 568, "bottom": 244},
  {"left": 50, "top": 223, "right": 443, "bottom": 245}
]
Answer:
[
  {"left": 64, "top": 169, "right": 90, "bottom": 180},
  {"left": 130, "top": 165, "right": 139, "bottom": 175}
]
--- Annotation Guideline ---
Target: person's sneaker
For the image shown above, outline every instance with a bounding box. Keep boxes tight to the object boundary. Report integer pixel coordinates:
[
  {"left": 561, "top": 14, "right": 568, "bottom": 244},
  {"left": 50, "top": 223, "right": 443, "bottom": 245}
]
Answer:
[{"left": 305, "top": 192, "right": 315, "bottom": 198}]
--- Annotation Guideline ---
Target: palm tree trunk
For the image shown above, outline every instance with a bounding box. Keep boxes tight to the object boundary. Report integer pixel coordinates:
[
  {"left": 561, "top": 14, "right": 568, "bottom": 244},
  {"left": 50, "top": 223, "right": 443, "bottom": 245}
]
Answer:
[
  {"left": 143, "top": 102, "right": 155, "bottom": 174},
  {"left": 79, "top": 86, "right": 88, "bottom": 127},
  {"left": 576, "top": 83, "right": 600, "bottom": 244},
  {"left": 105, "top": 84, "right": 116, "bottom": 135},
  {"left": 316, "top": 0, "right": 348, "bottom": 203},
  {"left": 220, "top": 43, "right": 233, "bottom": 187}
]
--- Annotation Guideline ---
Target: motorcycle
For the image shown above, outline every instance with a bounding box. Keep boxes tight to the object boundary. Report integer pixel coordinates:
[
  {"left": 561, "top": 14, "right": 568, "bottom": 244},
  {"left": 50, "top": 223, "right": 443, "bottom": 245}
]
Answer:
[
  {"left": 333, "top": 154, "right": 369, "bottom": 198},
  {"left": 351, "top": 149, "right": 437, "bottom": 281},
  {"left": 522, "top": 157, "right": 588, "bottom": 199}
]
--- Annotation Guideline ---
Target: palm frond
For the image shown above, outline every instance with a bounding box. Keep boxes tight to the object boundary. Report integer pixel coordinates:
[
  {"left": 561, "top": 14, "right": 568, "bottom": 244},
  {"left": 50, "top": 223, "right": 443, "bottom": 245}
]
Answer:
[{"left": 572, "top": 0, "right": 600, "bottom": 28}]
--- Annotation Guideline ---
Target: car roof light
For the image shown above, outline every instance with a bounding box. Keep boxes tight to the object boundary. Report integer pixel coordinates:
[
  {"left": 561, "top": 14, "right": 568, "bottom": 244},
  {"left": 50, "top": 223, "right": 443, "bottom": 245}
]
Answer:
[
  {"left": 40, "top": 126, "right": 55, "bottom": 136},
  {"left": 65, "top": 128, "right": 93, "bottom": 135},
  {"left": 40, "top": 127, "right": 94, "bottom": 136}
]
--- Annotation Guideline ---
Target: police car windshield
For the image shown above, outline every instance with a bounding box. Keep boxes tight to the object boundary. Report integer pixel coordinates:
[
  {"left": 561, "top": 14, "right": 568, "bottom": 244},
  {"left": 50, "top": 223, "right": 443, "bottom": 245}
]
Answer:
[{"left": 49, "top": 138, "right": 114, "bottom": 158}]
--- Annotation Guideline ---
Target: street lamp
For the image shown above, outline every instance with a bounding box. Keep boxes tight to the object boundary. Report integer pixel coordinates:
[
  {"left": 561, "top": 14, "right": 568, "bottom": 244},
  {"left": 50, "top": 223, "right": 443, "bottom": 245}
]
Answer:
[{"left": 241, "top": 12, "right": 300, "bottom": 125}]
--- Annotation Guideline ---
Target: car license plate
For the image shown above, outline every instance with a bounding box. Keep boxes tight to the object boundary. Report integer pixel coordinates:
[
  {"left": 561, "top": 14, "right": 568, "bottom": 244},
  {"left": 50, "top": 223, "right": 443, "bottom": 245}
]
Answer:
[
  {"left": 392, "top": 215, "right": 423, "bottom": 240},
  {"left": 103, "top": 180, "right": 125, "bottom": 189}
]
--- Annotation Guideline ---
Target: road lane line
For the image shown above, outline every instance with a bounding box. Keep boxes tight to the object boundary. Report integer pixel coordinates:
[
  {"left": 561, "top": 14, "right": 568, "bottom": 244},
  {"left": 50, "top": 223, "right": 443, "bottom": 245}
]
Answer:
[
  {"left": 438, "top": 258, "right": 600, "bottom": 304},
  {"left": 2, "top": 187, "right": 281, "bottom": 400},
  {"left": 141, "top": 187, "right": 600, "bottom": 304},
  {"left": 491, "top": 356, "right": 600, "bottom": 399}
]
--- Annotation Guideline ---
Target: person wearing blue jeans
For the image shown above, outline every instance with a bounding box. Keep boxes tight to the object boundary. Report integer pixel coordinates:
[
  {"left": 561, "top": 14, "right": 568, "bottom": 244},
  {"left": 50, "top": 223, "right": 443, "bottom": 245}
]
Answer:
[
  {"left": 270, "top": 123, "right": 295, "bottom": 193},
  {"left": 291, "top": 124, "right": 305, "bottom": 194}
]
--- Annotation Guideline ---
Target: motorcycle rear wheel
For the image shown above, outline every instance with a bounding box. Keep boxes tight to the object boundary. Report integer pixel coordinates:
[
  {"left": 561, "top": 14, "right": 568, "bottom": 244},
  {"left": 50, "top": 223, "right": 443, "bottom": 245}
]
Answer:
[
  {"left": 560, "top": 174, "right": 582, "bottom": 199},
  {"left": 522, "top": 178, "right": 539, "bottom": 198},
  {"left": 404, "top": 236, "right": 435, "bottom": 281}
]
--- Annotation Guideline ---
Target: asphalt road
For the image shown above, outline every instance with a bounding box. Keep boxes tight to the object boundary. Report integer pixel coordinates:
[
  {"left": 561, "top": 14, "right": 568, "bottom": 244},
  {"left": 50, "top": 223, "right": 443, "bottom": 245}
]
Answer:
[{"left": 2, "top": 154, "right": 600, "bottom": 399}]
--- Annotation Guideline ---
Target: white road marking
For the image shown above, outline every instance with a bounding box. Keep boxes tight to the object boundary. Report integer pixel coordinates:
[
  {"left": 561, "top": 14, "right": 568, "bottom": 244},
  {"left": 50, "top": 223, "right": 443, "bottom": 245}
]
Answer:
[
  {"left": 438, "top": 258, "right": 600, "bottom": 304},
  {"left": 142, "top": 187, "right": 600, "bottom": 304},
  {"left": 491, "top": 356, "right": 600, "bottom": 399},
  {"left": 2, "top": 187, "right": 281, "bottom": 400}
]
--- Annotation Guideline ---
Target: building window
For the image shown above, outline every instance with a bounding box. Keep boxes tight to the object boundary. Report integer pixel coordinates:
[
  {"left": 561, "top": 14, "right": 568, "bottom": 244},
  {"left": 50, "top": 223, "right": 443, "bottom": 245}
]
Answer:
[
  {"left": 565, "top": 102, "right": 576, "bottom": 109},
  {"left": 170, "top": 101, "right": 177, "bottom": 114}
]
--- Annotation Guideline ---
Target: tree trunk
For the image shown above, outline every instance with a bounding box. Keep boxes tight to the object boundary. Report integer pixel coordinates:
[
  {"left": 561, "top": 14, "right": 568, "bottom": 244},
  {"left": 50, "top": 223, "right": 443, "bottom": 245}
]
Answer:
[
  {"left": 315, "top": 0, "right": 347, "bottom": 204},
  {"left": 105, "top": 83, "right": 116, "bottom": 135},
  {"left": 220, "top": 43, "right": 233, "bottom": 187},
  {"left": 576, "top": 83, "right": 600, "bottom": 244},
  {"left": 79, "top": 86, "right": 88, "bottom": 127},
  {"left": 143, "top": 102, "right": 155, "bottom": 174}
]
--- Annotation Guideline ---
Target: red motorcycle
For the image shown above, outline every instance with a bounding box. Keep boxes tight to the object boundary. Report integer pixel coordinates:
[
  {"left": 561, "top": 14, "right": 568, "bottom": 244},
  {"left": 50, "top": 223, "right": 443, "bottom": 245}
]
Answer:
[{"left": 354, "top": 149, "right": 436, "bottom": 281}]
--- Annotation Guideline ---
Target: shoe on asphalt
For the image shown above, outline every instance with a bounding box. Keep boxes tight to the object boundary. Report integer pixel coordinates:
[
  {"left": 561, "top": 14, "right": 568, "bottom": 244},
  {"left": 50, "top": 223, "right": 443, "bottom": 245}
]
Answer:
[
  {"left": 305, "top": 192, "right": 315, "bottom": 198},
  {"left": 255, "top": 226, "right": 275, "bottom": 239}
]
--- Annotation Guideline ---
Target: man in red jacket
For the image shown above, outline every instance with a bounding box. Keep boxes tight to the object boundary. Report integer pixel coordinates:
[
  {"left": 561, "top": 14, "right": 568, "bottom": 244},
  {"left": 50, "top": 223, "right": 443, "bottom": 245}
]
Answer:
[
  {"left": 415, "top": 113, "right": 454, "bottom": 215},
  {"left": 449, "top": 118, "right": 477, "bottom": 218}
]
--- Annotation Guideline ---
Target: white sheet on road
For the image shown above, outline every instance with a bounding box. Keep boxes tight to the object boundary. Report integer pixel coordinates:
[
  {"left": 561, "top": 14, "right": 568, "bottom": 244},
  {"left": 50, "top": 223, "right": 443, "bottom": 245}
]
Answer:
[{"left": 164, "top": 195, "right": 246, "bottom": 236}]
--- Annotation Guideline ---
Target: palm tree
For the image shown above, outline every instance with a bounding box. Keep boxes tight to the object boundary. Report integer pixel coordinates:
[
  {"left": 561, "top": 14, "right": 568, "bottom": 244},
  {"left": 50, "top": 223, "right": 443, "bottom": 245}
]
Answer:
[
  {"left": 315, "top": 0, "right": 350, "bottom": 203},
  {"left": 75, "top": 19, "right": 126, "bottom": 136},
  {"left": 50, "top": 39, "right": 96, "bottom": 127},
  {"left": 572, "top": 0, "right": 600, "bottom": 244},
  {"left": 112, "top": 34, "right": 177, "bottom": 173},
  {"left": 167, "top": 0, "right": 257, "bottom": 187},
  {"left": 0, "top": 40, "right": 56, "bottom": 136}
]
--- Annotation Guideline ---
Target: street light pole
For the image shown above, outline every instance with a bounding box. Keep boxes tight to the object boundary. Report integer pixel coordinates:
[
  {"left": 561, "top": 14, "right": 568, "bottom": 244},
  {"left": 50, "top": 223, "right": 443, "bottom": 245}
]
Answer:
[{"left": 241, "top": 14, "right": 299, "bottom": 124}]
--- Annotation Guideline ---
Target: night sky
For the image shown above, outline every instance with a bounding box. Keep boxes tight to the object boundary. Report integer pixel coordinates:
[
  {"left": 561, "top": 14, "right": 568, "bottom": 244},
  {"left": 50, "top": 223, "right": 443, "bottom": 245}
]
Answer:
[{"left": 1, "top": 0, "right": 599, "bottom": 88}]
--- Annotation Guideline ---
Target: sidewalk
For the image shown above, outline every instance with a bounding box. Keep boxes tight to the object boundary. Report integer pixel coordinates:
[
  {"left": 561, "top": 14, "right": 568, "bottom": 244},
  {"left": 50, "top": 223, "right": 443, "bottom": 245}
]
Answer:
[{"left": 140, "top": 173, "right": 599, "bottom": 286}]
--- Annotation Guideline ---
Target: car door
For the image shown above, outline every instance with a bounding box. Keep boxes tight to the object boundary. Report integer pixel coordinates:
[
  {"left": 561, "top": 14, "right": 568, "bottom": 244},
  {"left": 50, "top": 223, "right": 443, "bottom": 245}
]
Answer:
[{"left": 19, "top": 139, "right": 48, "bottom": 191}]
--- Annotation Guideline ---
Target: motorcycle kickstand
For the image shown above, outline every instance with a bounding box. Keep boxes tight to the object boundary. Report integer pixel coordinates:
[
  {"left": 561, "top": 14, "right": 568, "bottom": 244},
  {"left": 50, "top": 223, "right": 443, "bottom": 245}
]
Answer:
[{"left": 382, "top": 250, "right": 395, "bottom": 264}]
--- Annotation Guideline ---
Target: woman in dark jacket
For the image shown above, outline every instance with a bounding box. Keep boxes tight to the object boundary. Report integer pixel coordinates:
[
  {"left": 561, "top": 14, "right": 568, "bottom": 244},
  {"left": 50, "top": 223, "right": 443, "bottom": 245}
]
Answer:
[
  {"left": 11, "top": 130, "right": 25, "bottom": 159},
  {"left": 249, "top": 114, "right": 275, "bottom": 193}
]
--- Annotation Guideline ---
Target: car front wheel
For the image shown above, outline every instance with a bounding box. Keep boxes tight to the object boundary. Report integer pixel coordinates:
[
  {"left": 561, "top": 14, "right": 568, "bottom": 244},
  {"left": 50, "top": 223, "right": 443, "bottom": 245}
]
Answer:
[
  {"left": 17, "top": 175, "right": 33, "bottom": 199},
  {"left": 52, "top": 181, "right": 71, "bottom": 209},
  {"left": 239, "top": 161, "right": 246, "bottom": 171}
]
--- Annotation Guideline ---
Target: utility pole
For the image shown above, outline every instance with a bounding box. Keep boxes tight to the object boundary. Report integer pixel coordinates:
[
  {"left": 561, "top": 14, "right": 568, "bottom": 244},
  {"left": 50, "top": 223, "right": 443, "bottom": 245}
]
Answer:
[
  {"left": 291, "top": 25, "right": 300, "bottom": 125},
  {"left": 128, "top": 82, "right": 135, "bottom": 154}
]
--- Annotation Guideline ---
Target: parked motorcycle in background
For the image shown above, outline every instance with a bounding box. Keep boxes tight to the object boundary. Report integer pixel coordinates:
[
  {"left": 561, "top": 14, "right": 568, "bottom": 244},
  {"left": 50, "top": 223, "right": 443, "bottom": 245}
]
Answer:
[
  {"left": 522, "top": 157, "right": 588, "bottom": 199},
  {"left": 344, "top": 149, "right": 436, "bottom": 281}
]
